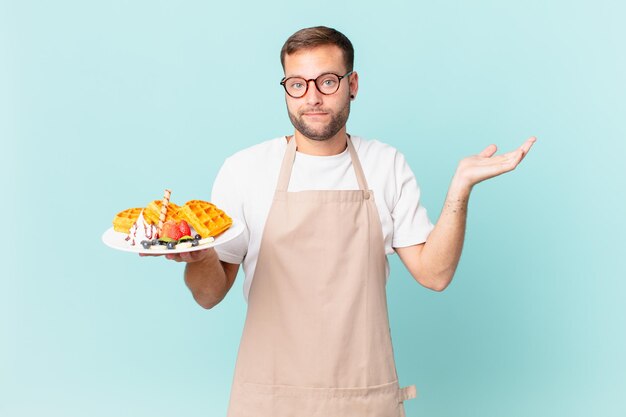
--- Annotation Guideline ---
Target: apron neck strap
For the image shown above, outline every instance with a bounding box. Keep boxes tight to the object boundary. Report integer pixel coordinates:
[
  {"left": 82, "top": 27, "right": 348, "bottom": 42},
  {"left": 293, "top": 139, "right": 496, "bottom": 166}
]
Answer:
[
  {"left": 276, "top": 136, "right": 370, "bottom": 192},
  {"left": 346, "top": 136, "right": 370, "bottom": 191}
]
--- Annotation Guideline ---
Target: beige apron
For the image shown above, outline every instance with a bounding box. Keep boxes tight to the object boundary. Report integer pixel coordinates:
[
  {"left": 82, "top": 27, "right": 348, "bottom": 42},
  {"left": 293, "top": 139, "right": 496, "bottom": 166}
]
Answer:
[{"left": 227, "top": 136, "right": 416, "bottom": 417}]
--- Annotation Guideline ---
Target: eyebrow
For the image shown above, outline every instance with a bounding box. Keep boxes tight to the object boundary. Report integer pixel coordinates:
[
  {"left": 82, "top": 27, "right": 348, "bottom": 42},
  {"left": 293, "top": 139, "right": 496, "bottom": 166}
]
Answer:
[{"left": 284, "top": 71, "right": 341, "bottom": 79}]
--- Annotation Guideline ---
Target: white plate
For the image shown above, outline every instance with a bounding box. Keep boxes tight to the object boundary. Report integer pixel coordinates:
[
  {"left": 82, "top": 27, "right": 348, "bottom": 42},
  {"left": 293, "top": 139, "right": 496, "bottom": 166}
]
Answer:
[{"left": 102, "top": 218, "right": 244, "bottom": 254}]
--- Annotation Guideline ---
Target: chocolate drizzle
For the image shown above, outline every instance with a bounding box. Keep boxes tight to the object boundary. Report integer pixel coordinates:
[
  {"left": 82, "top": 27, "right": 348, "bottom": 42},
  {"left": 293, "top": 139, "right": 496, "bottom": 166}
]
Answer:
[
  {"left": 143, "top": 222, "right": 155, "bottom": 239},
  {"left": 125, "top": 218, "right": 157, "bottom": 246}
]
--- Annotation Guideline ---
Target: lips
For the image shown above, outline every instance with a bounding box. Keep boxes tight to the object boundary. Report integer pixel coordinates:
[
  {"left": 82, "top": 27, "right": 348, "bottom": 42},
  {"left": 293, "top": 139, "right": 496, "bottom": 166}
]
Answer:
[{"left": 301, "top": 110, "right": 329, "bottom": 118}]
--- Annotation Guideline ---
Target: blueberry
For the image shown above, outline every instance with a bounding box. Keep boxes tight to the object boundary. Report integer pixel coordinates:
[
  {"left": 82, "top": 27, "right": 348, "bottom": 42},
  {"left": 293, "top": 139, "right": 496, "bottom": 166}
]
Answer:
[
  {"left": 194, "top": 234, "right": 201, "bottom": 240},
  {"left": 151, "top": 239, "right": 159, "bottom": 245},
  {"left": 167, "top": 241, "right": 176, "bottom": 250},
  {"left": 192, "top": 239, "right": 199, "bottom": 247},
  {"left": 141, "top": 240, "right": 151, "bottom": 250}
]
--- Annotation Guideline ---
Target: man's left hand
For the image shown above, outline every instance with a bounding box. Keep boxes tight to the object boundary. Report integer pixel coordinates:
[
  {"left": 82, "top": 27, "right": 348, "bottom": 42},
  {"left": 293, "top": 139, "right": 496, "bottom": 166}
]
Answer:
[{"left": 452, "top": 136, "right": 536, "bottom": 191}]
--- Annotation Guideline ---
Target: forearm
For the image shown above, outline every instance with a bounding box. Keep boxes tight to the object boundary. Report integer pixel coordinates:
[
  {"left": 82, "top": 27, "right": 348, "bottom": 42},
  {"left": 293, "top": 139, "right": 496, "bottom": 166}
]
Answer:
[
  {"left": 397, "top": 174, "right": 472, "bottom": 291},
  {"left": 184, "top": 249, "right": 234, "bottom": 309},
  {"left": 419, "top": 179, "right": 471, "bottom": 290},
  {"left": 398, "top": 136, "right": 535, "bottom": 291}
]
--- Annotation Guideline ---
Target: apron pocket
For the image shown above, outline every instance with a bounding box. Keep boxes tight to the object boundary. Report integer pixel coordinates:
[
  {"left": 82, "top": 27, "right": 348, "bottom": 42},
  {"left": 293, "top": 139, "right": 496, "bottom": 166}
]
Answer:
[{"left": 228, "top": 380, "right": 413, "bottom": 417}]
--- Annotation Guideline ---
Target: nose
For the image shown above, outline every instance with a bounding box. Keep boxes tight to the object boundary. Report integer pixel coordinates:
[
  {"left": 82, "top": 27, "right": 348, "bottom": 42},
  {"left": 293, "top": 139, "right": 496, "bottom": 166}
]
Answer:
[{"left": 303, "top": 79, "right": 323, "bottom": 105}]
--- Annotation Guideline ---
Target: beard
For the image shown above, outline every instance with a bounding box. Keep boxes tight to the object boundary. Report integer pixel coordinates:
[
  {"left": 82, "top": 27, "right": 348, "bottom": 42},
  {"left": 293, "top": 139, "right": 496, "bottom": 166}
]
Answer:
[{"left": 288, "top": 101, "right": 351, "bottom": 142}]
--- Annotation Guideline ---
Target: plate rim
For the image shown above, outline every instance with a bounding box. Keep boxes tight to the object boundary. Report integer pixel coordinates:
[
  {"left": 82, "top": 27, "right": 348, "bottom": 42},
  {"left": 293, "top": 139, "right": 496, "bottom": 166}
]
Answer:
[{"left": 101, "top": 217, "right": 244, "bottom": 254}]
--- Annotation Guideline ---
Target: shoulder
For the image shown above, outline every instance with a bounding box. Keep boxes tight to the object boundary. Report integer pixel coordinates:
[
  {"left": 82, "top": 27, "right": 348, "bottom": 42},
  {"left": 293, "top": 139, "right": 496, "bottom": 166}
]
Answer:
[
  {"left": 222, "top": 137, "right": 286, "bottom": 168},
  {"left": 213, "top": 137, "right": 286, "bottom": 197},
  {"left": 350, "top": 135, "right": 421, "bottom": 201},
  {"left": 351, "top": 135, "right": 407, "bottom": 168}
]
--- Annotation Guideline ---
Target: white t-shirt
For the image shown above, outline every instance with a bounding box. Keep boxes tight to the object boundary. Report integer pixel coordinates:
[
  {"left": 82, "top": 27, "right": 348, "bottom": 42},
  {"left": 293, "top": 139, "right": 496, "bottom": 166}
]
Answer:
[{"left": 212, "top": 136, "right": 434, "bottom": 301}]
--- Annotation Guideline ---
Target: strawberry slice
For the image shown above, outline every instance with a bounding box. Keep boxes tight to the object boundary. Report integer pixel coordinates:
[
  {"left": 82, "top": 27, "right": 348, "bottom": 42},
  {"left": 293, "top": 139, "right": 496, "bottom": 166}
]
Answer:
[
  {"left": 162, "top": 220, "right": 183, "bottom": 240},
  {"left": 178, "top": 220, "right": 191, "bottom": 237}
]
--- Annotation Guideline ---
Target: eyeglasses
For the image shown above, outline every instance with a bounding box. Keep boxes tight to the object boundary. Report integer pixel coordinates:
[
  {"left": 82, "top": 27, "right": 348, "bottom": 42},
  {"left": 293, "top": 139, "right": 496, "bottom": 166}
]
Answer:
[{"left": 280, "top": 71, "right": 353, "bottom": 98}]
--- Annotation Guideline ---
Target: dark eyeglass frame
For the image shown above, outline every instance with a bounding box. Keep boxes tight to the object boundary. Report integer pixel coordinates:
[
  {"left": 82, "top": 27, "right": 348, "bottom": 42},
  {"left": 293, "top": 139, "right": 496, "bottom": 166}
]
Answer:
[{"left": 280, "top": 71, "right": 354, "bottom": 98}]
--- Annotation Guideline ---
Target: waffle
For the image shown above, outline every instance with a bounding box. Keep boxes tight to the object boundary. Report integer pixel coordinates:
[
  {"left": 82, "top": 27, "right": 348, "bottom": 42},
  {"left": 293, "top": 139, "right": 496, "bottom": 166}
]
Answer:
[
  {"left": 143, "top": 200, "right": 182, "bottom": 225},
  {"left": 112, "top": 207, "right": 143, "bottom": 234},
  {"left": 180, "top": 200, "right": 232, "bottom": 238}
]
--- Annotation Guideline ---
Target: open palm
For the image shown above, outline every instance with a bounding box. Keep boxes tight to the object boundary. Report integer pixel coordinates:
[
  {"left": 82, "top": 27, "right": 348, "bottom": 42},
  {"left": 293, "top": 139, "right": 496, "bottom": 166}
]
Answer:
[{"left": 455, "top": 136, "right": 536, "bottom": 188}]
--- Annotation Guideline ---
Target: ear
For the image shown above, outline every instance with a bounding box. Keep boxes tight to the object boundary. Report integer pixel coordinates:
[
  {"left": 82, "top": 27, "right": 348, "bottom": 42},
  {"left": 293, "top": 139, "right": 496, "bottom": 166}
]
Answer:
[{"left": 349, "top": 71, "right": 359, "bottom": 100}]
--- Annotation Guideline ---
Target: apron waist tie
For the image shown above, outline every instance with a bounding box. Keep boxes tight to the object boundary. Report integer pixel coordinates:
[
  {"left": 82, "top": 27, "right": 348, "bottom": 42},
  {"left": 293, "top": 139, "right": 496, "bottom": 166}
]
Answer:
[{"left": 398, "top": 385, "right": 417, "bottom": 402}]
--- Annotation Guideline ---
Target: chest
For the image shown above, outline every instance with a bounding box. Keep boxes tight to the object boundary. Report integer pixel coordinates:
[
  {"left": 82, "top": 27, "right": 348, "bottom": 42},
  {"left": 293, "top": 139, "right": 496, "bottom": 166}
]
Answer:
[{"left": 241, "top": 156, "right": 396, "bottom": 254}]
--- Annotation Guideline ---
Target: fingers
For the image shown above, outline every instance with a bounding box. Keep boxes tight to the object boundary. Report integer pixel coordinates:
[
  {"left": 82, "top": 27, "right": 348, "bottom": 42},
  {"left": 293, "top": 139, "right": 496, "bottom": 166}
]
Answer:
[
  {"left": 494, "top": 136, "right": 536, "bottom": 165},
  {"left": 458, "top": 136, "right": 535, "bottom": 186},
  {"left": 521, "top": 136, "right": 536, "bottom": 152},
  {"left": 176, "top": 251, "right": 197, "bottom": 262},
  {"left": 479, "top": 144, "right": 498, "bottom": 158},
  {"left": 499, "top": 141, "right": 532, "bottom": 172},
  {"left": 139, "top": 250, "right": 205, "bottom": 263},
  {"left": 165, "top": 253, "right": 182, "bottom": 262},
  {"left": 498, "top": 146, "right": 523, "bottom": 167},
  {"left": 476, "top": 137, "right": 535, "bottom": 161},
  {"left": 519, "top": 136, "right": 536, "bottom": 162},
  {"left": 167, "top": 249, "right": 210, "bottom": 263}
]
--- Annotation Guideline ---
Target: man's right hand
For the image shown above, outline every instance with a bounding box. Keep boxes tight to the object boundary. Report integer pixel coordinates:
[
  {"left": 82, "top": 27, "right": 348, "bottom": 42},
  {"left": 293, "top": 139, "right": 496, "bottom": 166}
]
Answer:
[
  {"left": 164, "top": 248, "right": 211, "bottom": 263},
  {"left": 139, "top": 248, "right": 210, "bottom": 263}
]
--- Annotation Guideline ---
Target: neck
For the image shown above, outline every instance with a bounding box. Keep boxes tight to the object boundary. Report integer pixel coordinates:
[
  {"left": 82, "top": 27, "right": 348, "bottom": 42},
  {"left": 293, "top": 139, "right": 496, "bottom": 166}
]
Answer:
[{"left": 292, "top": 128, "right": 348, "bottom": 156}]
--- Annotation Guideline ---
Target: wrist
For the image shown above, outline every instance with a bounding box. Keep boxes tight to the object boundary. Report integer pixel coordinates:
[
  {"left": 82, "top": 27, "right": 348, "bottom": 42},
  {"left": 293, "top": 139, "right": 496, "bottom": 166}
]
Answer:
[{"left": 448, "top": 173, "right": 473, "bottom": 200}]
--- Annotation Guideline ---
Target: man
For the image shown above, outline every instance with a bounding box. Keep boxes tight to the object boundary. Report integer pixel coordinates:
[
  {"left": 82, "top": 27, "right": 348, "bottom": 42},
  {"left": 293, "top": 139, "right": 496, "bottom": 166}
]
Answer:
[{"left": 165, "top": 26, "right": 535, "bottom": 416}]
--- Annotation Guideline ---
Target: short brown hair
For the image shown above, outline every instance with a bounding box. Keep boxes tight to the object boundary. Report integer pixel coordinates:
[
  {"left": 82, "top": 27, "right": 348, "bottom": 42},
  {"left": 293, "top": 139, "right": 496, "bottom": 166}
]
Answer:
[{"left": 280, "top": 26, "right": 354, "bottom": 72}]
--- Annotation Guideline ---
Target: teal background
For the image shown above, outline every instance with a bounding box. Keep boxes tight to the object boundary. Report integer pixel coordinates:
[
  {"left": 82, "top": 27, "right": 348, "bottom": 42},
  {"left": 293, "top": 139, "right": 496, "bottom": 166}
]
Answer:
[{"left": 2, "top": 0, "right": 625, "bottom": 416}]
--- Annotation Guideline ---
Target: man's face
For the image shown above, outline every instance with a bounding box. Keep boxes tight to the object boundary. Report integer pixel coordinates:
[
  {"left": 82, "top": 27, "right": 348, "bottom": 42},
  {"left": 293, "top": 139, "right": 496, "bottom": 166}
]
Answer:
[{"left": 283, "top": 45, "right": 357, "bottom": 142}]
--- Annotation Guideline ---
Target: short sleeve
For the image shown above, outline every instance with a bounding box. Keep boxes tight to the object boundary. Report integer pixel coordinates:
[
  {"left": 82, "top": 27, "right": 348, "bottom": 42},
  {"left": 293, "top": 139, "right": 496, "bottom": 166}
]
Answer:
[
  {"left": 390, "top": 152, "right": 434, "bottom": 248},
  {"left": 211, "top": 158, "right": 248, "bottom": 264}
]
